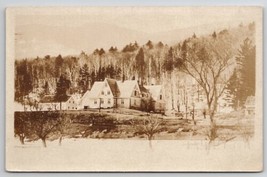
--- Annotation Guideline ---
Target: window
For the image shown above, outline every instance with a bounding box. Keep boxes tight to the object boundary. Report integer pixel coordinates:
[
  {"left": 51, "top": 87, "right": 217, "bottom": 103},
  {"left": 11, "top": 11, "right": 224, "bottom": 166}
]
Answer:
[
  {"left": 108, "top": 99, "right": 111, "bottom": 104},
  {"left": 68, "top": 107, "right": 70, "bottom": 109},
  {"left": 73, "top": 101, "right": 75, "bottom": 104},
  {"left": 101, "top": 91, "right": 104, "bottom": 95},
  {"left": 107, "top": 91, "right": 110, "bottom": 95},
  {"left": 72, "top": 107, "right": 74, "bottom": 109},
  {"left": 134, "top": 100, "right": 136, "bottom": 105},
  {"left": 94, "top": 100, "right": 97, "bottom": 104},
  {"left": 160, "top": 95, "right": 162, "bottom": 100},
  {"left": 121, "top": 99, "right": 124, "bottom": 104},
  {"left": 134, "top": 90, "right": 138, "bottom": 96},
  {"left": 101, "top": 99, "right": 104, "bottom": 104}
]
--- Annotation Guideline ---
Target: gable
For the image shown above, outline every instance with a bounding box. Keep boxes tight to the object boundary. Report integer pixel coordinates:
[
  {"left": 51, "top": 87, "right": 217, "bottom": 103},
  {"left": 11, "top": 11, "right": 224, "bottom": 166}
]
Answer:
[
  {"left": 87, "top": 82, "right": 105, "bottom": 98},
  {"left": 144, "top": 85, "right": 163, "bottom": 101},
  {"left": 100, "top": 80, "right": 114, "bottom": 97},
  {"left": 131, "top": 84, "right": 141, "bottom": 97},
  {"left": 105, "top": 78, "right": 120, "bottom": 97}
]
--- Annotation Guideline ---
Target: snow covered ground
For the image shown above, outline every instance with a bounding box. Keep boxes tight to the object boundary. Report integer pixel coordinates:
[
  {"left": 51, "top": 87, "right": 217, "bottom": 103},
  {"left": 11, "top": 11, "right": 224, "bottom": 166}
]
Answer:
[{"left": 6, "top": 138, "right": 262, "bottom": 172}]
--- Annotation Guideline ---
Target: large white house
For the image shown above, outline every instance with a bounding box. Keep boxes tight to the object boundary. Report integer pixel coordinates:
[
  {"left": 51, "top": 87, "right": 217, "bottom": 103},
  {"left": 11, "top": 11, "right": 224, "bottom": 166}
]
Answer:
[
  {"left": 116, "top": 80, "right": 143, "bottom": 109},
  {"left": 80, "top": 78, "right": 153, "bottom": 110},
  {"left": 37, "top": 78, "right": 165, "bottom": 112},
  {"left": 81, "top": 78, "right": 119, "bottom": 109}
]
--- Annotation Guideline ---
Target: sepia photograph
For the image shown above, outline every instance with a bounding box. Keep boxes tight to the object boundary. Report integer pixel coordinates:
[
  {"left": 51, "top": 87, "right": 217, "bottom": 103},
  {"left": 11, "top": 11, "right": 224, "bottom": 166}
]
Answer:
[{"left": 5, "top": 7, "right": 263, "bottom": 172}]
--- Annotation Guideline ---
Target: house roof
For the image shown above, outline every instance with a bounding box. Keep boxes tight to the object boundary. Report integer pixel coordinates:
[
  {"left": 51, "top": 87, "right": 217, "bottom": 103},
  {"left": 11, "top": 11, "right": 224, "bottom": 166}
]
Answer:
[
  {"left": 117, "top": 80, "right": 139, "bottom": 98},
  {"left": 70, "top": 94, "right": 82, "bottom": 104},
  {"left": 144, "top": 85, "right": 162, "bottom": 100},
  {"left": 245, "top": 96, "right": 255, "bottom": 107},
  {"left": 39, "top": 95, "right": 55, "bottom": 103},
  {"left": 86, "top": 81, "right": 105, "bottom": 98},
  {"left": 139, "top": 84, "right": 149, "bottom": 94},
  {"left": 40, "top": 95, "right": 71, "bottom": 103},
  {"left": 105, "top": 78, "right": 120, "bottom": 97}
]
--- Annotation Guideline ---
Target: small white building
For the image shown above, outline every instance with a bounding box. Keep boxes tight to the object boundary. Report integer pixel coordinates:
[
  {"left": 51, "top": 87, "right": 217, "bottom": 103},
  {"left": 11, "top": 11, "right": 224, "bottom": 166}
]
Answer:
[
  {"left": 65, "top": 94, "right": 82, "bottom": 110},
  {"left": 38, "top": 95, "right": 69, "bottom": 111},
  {"left": 244, "top": 96, "right": 255, "bottom": 116},
  {"left": 144, "top": 85, "right": 165, "bottom": 112}
]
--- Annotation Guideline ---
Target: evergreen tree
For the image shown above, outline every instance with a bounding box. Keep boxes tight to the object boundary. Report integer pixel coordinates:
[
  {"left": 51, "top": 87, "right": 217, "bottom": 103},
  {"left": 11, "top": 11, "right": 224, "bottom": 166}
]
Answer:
[
  {"left": 212, "top": 31, "right": 217, "bottom": 38},
  {"left": 15, "top": 59, "right": 33, "bottom": 102},
  {"left": 163, "top": 47, "right": 174, "bottom": 72},
  {"left": 93, "top": 48, "right": 100, "bottom": 55},
  {"left": 78, "top": 64, "right": 90, "bottom": 93},
  {"left": 99, "top": 48, "right": 105, "bottom": 56},
  {"left": 146, "top": 40, "right": 153, "bottom": 49},
  {"left": 135, "top": 48, "right": 146, "bottom": 84},
  {"left": 55, "top": 54, "right": 64, "bottom": 77},
  {"left": 226, "top": 69, "right": 240, "bottom": 109},
  {"left": 236, "top": 38, "right": 256, "bottom": 106},
  {"left": 156, "top": 41, "right": 164, "bottom": 48},
  {"left": 55, "top": 74, "right": 71, "bottom": 110},
  {"left": 181, "top": 40, "right": 187, "bottom": 60}
]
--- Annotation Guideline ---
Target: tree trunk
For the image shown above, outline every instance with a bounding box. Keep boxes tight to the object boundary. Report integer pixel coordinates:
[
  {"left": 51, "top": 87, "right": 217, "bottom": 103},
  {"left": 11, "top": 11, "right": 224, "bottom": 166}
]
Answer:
[
  {"left": 19, "top": 134, "right": 25, "bottom": 145},
  {"left": 148, "top": 135, "right": 153, "bottom": 149},
  {"left": 149, "top": 139, "right": 152, "bottom": 149},
  {"left": 209, "top": 121, "right": 217, "bottom": 143},
  {"left": 192, "top": 104, "right": 196, "bottom": 125},
  {"left": 41, "top": 138, "right": 47, "bottom": 147},
  {"left": 59, "top": 135, "right": 63, "bottom": 146},
  {"left": 170, "top": 72, "right": 174, "bottom": 110}
]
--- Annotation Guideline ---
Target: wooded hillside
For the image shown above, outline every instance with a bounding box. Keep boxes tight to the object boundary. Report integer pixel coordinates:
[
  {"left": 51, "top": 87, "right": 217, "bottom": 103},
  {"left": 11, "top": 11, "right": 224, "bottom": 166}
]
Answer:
[{"left": 15, "top": 22, "right": 255, "bottom": 109}]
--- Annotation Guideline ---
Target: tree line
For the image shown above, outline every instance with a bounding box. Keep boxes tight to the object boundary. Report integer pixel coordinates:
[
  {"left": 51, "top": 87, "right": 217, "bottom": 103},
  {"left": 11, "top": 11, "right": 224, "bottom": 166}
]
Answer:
[{"left": 15, "top": 22, "right": 255, "bottom": 114}]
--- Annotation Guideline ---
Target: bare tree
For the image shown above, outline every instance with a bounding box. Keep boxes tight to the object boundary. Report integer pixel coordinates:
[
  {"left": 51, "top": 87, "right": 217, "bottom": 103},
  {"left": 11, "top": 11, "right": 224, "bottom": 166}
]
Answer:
[
  {"left": 178, "top": 36, "right": 234, "bottom": 124},
  {"left": 30, "top": 111, "right": 60, "bottom": 147},
  {"left": 131, "top": 115, "right": 162, "bottom": 148},
  {"left": 14, "top": 112, "right": 31, "bottom": 145},
  {"left": 57, "top": 113, "right": 72, "bottom": 145}
]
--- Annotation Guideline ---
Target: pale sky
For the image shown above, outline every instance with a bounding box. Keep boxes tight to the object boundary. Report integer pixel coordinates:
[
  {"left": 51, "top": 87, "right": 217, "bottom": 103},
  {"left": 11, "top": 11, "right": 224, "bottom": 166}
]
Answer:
[{"left": 13, "top": 7, "right": 260, "bottom": 59}]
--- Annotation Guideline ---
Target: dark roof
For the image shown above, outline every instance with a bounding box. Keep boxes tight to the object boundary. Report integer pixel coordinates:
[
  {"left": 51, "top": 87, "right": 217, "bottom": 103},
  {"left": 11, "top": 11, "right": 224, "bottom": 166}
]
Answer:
[
  {"left": 106, "top": 78, "right": 120, "bottom": 97},
  {"left": 39, "top": 95, "right": 55, "bottom": 103},
  {"left": 40, "top": 95, "right": 71, "bottom": 103},
  {"left": 139, "top": 84, "right": 149, "bottom": 93}
]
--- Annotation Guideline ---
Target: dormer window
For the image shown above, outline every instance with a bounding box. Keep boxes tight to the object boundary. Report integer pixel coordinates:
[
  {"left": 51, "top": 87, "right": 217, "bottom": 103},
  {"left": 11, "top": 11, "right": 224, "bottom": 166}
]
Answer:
[{"left": 105, "top": 83, "right": 108, "bottom": 87}]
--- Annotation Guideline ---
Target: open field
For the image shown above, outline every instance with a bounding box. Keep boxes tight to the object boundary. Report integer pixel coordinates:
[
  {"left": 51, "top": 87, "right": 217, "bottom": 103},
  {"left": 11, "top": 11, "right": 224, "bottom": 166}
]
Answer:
[
  {"left": 14, "top": 109, "right": 254, "bottom": 145},
  {"left": 8, "top": 138, "right": 260, "bottom": 171}
]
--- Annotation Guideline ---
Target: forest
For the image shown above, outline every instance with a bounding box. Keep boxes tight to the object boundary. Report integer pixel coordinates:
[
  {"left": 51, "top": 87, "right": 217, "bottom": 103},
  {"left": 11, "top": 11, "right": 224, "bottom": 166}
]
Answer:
[{"left": 15, "top": 22, "right": 256, "bottom": 112}]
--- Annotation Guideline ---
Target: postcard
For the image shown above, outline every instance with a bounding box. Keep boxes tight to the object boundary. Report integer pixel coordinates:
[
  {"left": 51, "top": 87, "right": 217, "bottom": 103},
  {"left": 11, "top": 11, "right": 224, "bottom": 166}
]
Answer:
[{"left": 6, "top": 7, "right": 263, "bottom": 171}]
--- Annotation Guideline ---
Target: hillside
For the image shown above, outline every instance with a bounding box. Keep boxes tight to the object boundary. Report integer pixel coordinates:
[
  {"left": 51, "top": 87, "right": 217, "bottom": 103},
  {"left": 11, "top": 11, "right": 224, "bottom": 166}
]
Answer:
[{"left": 15, "top": 22, "right": 255, "bottom": 109}]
